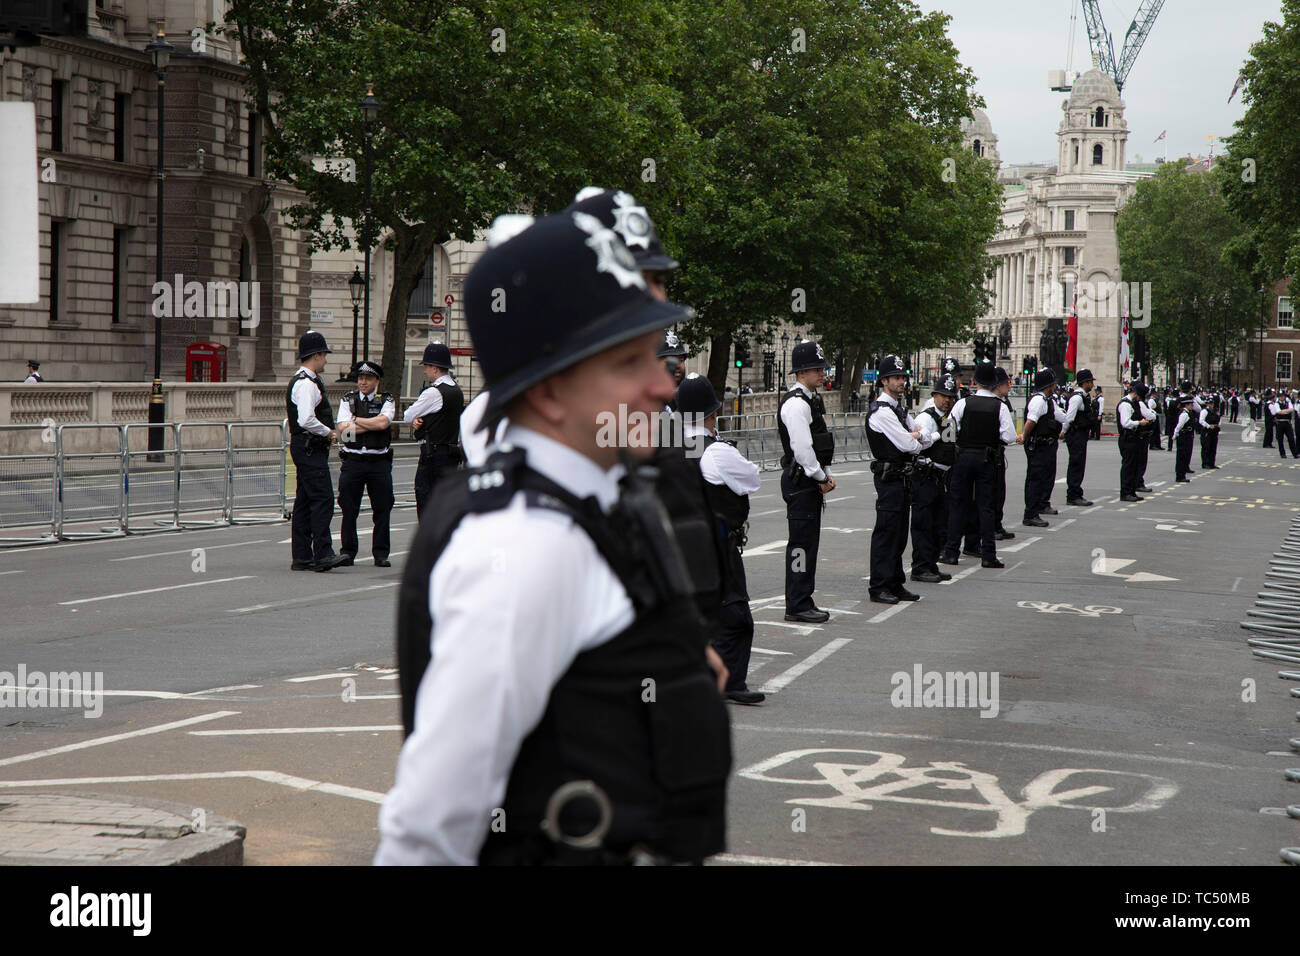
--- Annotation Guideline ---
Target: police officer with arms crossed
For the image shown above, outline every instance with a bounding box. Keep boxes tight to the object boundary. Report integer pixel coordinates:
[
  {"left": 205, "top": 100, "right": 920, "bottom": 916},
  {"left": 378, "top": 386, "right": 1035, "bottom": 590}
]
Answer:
[
  {"left": 779, "top": 340, "right": 835, "bottom": 623},
  {"left": 377, "top": 209, "right": 730, "bottom": 866},
  {"left": 866, "top": 354, "right": 930, "bottom": 604},
  {"left": 335, "top": 360, "right": 396, "bottom": 567},
  {"left": 1061, "top": 368, "right": 1095, "bottom": 507},
  {"left": 1021, "top": 368, "right": 1064, "bottom": 527},
  {"left": 679, "top": 373, "right": 764, "bottom": 705},
  {"left": 1199, "top": 395, "right": 1222, "bottom": 469},
  {"left": 941, "top": 360, "right": 1019, "bottom": 569},
  {"left": 287, "top": 331, "right": 349, "bottom": 571},
  {"left": 403, "top": 342, "right": 464, "bottom": 518},
  {"left": 1270, "top": 390, "right": 1297, "bottom": 458},
  {"left": 1116, "top": 382, "right": 1151, "bottom": 500},
  {"left": 1173, "top": 392, "right": 1198, "bottom": 480},
  {"left": 910, "top": 373, "right": 957, "bottom": 584}
]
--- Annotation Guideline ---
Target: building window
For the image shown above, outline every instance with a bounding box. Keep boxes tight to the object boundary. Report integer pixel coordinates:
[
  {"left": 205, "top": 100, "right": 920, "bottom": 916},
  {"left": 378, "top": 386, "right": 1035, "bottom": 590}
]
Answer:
[
  {"left": 1064, "top": 210, "right": 1075, "bottom": 231},
  {"left": 1279, "top": 296, "right": 1294, "bottom": 329},
  {"left": 408, "top": 251, "right": 438, "bottom": 317},
  {"left": 1064, "top": 247, "right": 1075, "bottom": 265},
  {"left": 51, "top": 79, "right": 68, "bottom": 152},
  {"left": 972, "top": 138, "right": 982, "bottom": 157},
  {"left": 237, "top": 235, "right": 252, "bottom": 337},
  {"left": 248, "top": 111, "right": 263, "bottom": 178},
  {"left": 1094, "top": 107, "right": 1105, "bottom": 127},
  {"left": 113, "top": 92, "right": 130, "bottom": 163},
  {"left": 1278, "top": 351, "right": 1293, "bottom": 382},
  {"left": 1092, "top": 144, "right": 1104, "bottom": 165},
  {"left": 112, "top": 228, "right": 127, "bottom": 324},
  {"left": 1072, "top": 140, "right": 1079, "bottom": 166},
  {"left": 49, "top": 220, "right": 67, "bottom": 322}
]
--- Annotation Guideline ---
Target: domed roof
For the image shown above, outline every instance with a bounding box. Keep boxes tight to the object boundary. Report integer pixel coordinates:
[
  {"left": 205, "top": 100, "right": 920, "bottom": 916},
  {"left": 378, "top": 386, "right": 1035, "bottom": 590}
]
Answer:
[
  {"left": 961, "top": 107, "right": 995, "bottom": 137},
  {"left": 1068, "top": 68, "right": 1120, "bottom": 107}
]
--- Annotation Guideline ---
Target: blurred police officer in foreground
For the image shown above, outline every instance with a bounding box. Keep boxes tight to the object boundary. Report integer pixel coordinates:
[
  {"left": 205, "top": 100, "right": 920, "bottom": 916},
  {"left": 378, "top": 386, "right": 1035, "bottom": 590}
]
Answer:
[
  {"left": 287, "top": 331, "right": 348, "bottom": 571},
  {"left": 336, "top": 360, "right": 396, "bottom": 567},
  {"left": 1061, "top": 368, "right": 1095, "bottom": 507},
  {"left": 679, "top": 373, "right": 764, "bottom": 705},
  {"left": 403, "top": 342, "right": 464, "bottom": 517},
  {"left": 911, "top": 374, "right": 957, "bottom": 584},
  {"left": 378, "top": 210, "right": 730, "bottom": 866},
  {"left": 1020, "top": 368, "right": 1063, "bottom": 528},
  {"left": 865, "top": 354, "right": 928, "bottom": 604},
  {"left": 942, "top": 360, "right": 1018, "bottom": 568},
  {"left": 779, "top": 340, "right": 835, "bottom": 623}
]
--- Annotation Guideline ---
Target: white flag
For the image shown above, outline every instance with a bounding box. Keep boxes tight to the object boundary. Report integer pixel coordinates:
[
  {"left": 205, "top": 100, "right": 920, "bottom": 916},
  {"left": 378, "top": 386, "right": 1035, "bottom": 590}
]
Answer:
[{"left": 1119, "top": 312, "right": 1131, "bottom": 378}]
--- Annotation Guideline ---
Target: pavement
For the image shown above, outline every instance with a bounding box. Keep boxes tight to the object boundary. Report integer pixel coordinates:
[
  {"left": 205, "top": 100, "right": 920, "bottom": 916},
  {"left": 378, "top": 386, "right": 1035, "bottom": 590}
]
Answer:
[{"left": 0, "top": 419, "right": 1297, "bottom": 865}]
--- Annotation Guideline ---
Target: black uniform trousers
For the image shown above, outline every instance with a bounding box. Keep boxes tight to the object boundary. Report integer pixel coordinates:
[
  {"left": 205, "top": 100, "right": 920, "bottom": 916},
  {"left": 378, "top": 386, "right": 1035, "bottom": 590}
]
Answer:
[
  {"left": 910, "top": 471, "right": 948, "bottom": 574},
  {"left": 1175, "top": 429, "right": 1195, "bottom": 480},
  {"left": 1147, "top": 414, "right": 1163, "bottom": 450},
  {"left": 1166, "top": 411, "right": 1178, "bottom": 450},
  {"left": 1064, "top": 429, "right": 1089, "bottom": 500},
  {"left": 1264, "top": 408, "right": 1275, "bottom": 447},
  {"left": 714, "top": 537, "right": 755, "bottom": 693},
  {"left": 338, "top": 452, "right": 394, "bottom": 560},
  {"left": 946, "top": 449, "right": 997, "bottom": 561},
  {"left": 1118, "top": 434, "right": 1141, "bottom": 497},
  {"left": 1276, "top": 417, "right": 1298, "bottom": 457},
  {"left": 1230, "top": 401, "right": 1239, "bottom": 422},
  {"left": 289, "top": 434, "right": 336, "bottom": 563},
  {"left": 414, "top": 444, "right": 462, "bottom": 518},
  {"left": 1022, "top": 440, "right": 1057, "bottom": 520},
  {"left": 782, "top": 466, "right": 823, "bottom": 613},
  {"left": 1135, "top": 429, "right": 1151, "bottom": 487},
  {"left": 869, "top": 470, "right": 911, "bottom": 593},
  {"left": 1199, "top": 429, "right": 1220, "bottom": 467},
  {"left": 993, "top": 451, "right": 1008, "bottom": 532}
]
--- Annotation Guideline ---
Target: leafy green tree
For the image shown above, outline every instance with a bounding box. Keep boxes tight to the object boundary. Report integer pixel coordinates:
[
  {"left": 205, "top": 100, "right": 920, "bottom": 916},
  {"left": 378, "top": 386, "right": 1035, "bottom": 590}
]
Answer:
[
  {"left": 1117, "top": 163, "right": 1258, "bottom": 382},
  {"left": 228, "top": 0, "right": 691, "bottom": 395}
]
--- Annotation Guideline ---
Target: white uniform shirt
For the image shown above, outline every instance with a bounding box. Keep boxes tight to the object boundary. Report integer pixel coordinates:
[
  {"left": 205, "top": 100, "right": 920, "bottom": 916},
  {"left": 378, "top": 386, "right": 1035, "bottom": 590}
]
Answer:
[
  {"left": 1270, "top": 400, "right": 1294, "bottom": 418},
  {"left": 290, "top": 367, "right": 332, "bottom": 437},
  {"left": 1139, "top": 399, "right": 1157, "bottom": 423},
  {"left": 868, "top": 392, "right": 927, "bottom": 454},
  {"left": 460, "top": 390, "right": 509, "bottom": 467},
  {"left": 1176, "top": 409, "right": 1194, "bottom": 435},
  {"left": 780, "top": 383, "right": 827, "bottom": 482},
  {"left": 402, "top": 373, "right": 457, "bottom": 435},
  {"left": 1117, "top": 396, "right": 1145, "bottom": 431},
  {"left": 1096, "top": 395, "right": 1105, "bottom": 416},
  {"left": 1025, "top": 393, "right": 1064, "bottom": 432},
  {"left": 915, "top": 401, "right": 953, "bottom": 471},
  {"left": 1060, "top": 391, "right": 1088, "bottom": 428},
  {"left": 684, "top": 424, "right": 761, "bottom": 494},
  {"left": 23, "top": 373, "right": 40, "bottom": 383},
  {"left": 335, "top": 388, "right": 396, "bottom": 453},
  {"left": 375, "top": 425, "right": 635, "bottom": 866},
  {"left": 1198, "top": 408, "right": 1219, "bottom": 429},
  {"left": 948, "top": 388, "right": 1018, "bottom": 444}
]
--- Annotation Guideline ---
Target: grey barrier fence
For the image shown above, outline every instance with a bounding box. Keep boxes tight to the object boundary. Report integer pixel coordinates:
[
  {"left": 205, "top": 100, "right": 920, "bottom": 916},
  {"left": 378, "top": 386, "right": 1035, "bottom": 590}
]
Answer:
[
  {"left": 0, "top": 424, "right": 58, "bottom": 546},
  {"left": 1240, "top": 511, "right": 1300, "bottom": 864},
  {"left": 717, "top": 412, "right": 871, "bottom": 471}
]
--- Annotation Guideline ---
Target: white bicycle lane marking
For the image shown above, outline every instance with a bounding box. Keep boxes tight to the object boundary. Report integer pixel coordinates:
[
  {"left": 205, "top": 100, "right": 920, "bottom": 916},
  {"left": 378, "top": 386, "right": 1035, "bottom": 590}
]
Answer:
[{"left": 738, "top": 748, "right": 1177, "bottom": 838}]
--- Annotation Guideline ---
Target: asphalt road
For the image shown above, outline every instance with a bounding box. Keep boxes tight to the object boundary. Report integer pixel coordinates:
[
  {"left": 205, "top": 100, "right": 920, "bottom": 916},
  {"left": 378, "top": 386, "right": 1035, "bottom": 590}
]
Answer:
[{"left": 1, "top": 421, "right": 1296, "bottom": 865}]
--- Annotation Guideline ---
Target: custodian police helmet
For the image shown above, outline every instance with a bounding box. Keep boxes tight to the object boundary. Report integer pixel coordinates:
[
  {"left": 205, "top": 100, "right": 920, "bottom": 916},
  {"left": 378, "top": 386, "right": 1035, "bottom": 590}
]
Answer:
[
  {"left": 567, "top": 187, "right": 679, "bottom": 272},
  {"left": 877, "top": 354, "right": 907, "bottom": 378},
  {"left": 297, "top": 330, "right": 331, "bottom": 360},
  {"left": 973, "top": 360, "right": 997, "bottom": 389},
  {"left": 994, "top": 366, "right": 1011, "bottom": 386},
  {"left": 791, "top": 340, "right": 830, "bottom": 373},
  {"left": 422, "top": 342, "right": 452, "bottom": 368},
  {"left": 1034, "top": 368, "right": 1057, "bottom": 390},
  {"left": 675, "top": 373, "right": 722, "bottom": 417},
  {"left": 932, "top": 374, "right": 958, "bottom": 398},
  {"left": 940, "top": 356, "right": 960, "bottom": 377},
  {"left": 1075, "top": 368, "right": 1094, "bottom": 384},
  {"left": 657, "top": 327, "right": 688, "bottom": 358}
]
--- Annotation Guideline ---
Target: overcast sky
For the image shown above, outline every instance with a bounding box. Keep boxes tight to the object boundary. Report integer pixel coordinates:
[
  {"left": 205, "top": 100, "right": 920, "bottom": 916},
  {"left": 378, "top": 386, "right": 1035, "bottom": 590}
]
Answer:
[{"left": 914, "top": 0, "right": 1284, "bottom": 165}]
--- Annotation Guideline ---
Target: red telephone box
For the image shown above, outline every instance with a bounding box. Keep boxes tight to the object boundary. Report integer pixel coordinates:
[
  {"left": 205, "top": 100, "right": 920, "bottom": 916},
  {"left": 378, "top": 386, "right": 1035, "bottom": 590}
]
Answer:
[{"left": 185, "top": 342, "right": 228, "bottom": 382}]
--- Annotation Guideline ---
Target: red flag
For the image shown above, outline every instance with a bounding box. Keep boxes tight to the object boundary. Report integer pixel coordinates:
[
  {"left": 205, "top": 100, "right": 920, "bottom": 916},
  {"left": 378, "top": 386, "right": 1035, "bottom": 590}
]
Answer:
[{"left": 1065, "top": 296, "right": 1078, "bottom": 371}]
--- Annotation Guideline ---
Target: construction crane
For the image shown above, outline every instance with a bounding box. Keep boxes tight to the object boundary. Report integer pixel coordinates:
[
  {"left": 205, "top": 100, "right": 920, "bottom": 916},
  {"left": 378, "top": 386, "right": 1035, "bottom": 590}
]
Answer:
[{"left": 1081, "top": 0, "right": 1166, "bottom": 94}]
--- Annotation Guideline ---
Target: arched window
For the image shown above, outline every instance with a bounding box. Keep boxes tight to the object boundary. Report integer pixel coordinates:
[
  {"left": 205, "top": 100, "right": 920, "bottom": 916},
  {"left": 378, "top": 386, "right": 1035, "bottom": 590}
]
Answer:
[
  {"left": 1094, "top": 106, "right": 1105, "bottom": 128},
  {"left": 972, "top": 138, "right": 982, "bottom": 156},
  {"left": 1092, "top": 143, "right": 1104, "bottom": 165}
]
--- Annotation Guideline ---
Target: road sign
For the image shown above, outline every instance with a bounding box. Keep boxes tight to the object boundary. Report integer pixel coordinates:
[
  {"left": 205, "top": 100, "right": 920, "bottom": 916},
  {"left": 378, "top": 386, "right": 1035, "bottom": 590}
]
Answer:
[
  {"left": 429, "top": 310, "right": 446, "bottom": 328},
  {"left": 863, "top": 370, "right": 877, "bottom": 383},
  {"left": 444, "top": 294, "right": 455, "bottom": 307}
]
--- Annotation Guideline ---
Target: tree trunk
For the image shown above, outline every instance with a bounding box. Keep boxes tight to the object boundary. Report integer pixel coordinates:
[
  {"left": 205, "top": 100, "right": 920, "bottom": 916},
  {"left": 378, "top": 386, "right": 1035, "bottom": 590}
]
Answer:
[
  {"left": 378, "top": 223, "right": 438, "bottom": 399},
  {"left": 1197, "top": 318, "right": 1211, "bottom": 388},
  {"left": 707, "top": 332, "right": 732, "bottom": 397},
  {"left": 847, "top": 342, "right": 868, "bottom": 404}
]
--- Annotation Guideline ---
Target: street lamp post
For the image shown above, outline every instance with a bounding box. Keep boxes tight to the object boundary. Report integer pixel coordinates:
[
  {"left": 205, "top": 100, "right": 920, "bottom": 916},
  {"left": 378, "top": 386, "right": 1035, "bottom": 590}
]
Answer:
[
  {"left": 780, "top": 331, "right": 790, "bottom": 384},
  {"left": 341, "top": 266, "right": 364, "bottom": 381},
  {"left": 145, "top": 23, "right": 173, "bottom": 456},
  {"left": 1258, "top": 284, "right": 1268, "bottom": 390},
  {"left": 360, "top": 83, "right": 379, "bottom": 361}
]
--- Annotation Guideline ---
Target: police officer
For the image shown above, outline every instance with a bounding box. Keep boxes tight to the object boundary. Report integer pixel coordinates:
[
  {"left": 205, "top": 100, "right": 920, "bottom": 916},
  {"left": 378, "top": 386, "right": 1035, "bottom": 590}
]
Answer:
[
  {"left": 992, "top": 367, "right": 1016, "bottom": 539},
  {"left": 23, "top": 359, "right": 41, "bottom": 383},
  {"left": 377, "top": 210, "right": 729, "bottom": 866},
  {"left": 942, "top": 360, "right": 1018, "bottom": 568},
  {"left": 911, "top": 373, "right": 957, "bottom": 584},
  {"left": 1264, "top": 388, "right": 1277, "bottom": 448},
  {"left": 1173, "top": 392, "right": 1198, "bottom": 481},
  {"left": 403, "top": 342, "right": 465, "bottom": 518},
  {"left": 1021, "top": 368, "right": 1063, "bottom": 527},
  {"left": 1145, "top": 387, "right": 1164, "bottom": 453},
  {"left": 1199, "top": 395, "right": 1222, "bottom": 469},
  {"left": 1060, "top": 369, "right": 1095, "bottom": 507},
  {"left": 287, "top": 331, "right": 348, "bottom": 571},
  {"left": 1270, "top": 390, "right": 1297, "bottom": 458},
  {"left": 1116, "top": 382, "right": 1150, "bottom": 501},
  {"left": 1091, "top": 386, "right": 1104, "bottom": 440},
  {"left": 779, "top": 340, "right": 835, "bottom": 623},
  {"left": 336, "top": 360, "right": 396, "bottom": 567},
  {"left": 866, "top": 354, "right": 928, "bottom": 604},
  {"left": 678, "top": 373, "right": 764, "bottom": 705},
  {"left": 659, "top": 329, "right": 688, "bottom": 397}
]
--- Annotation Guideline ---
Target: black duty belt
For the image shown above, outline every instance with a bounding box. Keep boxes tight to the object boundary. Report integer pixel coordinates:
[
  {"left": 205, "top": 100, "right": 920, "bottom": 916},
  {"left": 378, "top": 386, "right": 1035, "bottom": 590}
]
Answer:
[
  {"left": 871, "top": 459, "right": 916, "bottom": 481},
  {"left": 420, "top": 442, "right": 462, "bottom": 456}
]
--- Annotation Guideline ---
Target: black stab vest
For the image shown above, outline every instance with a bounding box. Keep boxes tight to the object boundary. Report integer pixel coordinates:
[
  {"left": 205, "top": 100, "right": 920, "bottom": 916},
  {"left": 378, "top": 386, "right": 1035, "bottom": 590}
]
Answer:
[
  {"left": 340, "top": 390, "right": 393, "bottom": 454},
  {"left": 864, "top": 400, "right": 915, "bottom": 462},
  {"left": 1029, "top": 393, "right": 1062, "bottom": 440},
  {"left": 696, "top": 435, "right": 751, "bottom": 537},
  {"left": 778, "top": 388, "right": 834, "bottom": 468},
  {"left": 957, "top": 395, "right": 1000, "bottom": 448},
  {"left": 413, "top": 380, "right": 465, "bottom": 445},
  {"left": 286, "top": 369, "right": 335, "bottom": 436},
  {"left": 922, "top": 407, "right": 957, "bottom": 466},
  {"left": 653, "top": 443, "right": 725, "bottom": 628},
  {"left": 396, "top": 448, "right": 731, "bottom": 864},
  {"left": 1065, "top": 389, "right": 1095, "bottom": 435}
]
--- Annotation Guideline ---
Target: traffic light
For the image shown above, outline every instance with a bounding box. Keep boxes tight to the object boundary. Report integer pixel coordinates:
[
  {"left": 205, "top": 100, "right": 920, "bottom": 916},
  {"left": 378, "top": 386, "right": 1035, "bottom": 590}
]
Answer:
[
  {"left": 984, "top": 341, "right": 997, "bottom": 363},
  {"left": 734, "top": 339, "right": 753, "bottom": 369}
]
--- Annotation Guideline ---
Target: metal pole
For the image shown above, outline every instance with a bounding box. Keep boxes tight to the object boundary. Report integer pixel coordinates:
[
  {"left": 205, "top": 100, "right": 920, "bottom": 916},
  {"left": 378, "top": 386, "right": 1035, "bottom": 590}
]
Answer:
[
  {"left": 148, "top": 64, "right": 166, "bottom": 455},
  {"left": 363, "top": 128, "right": 372, "bottom": 362},
  {"left": 352, "top": 302, "right": 359, "bottom": 370}
]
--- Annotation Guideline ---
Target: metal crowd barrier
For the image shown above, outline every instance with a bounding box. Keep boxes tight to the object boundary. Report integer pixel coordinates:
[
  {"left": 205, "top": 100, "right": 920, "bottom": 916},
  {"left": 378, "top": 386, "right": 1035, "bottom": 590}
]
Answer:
[
  {"left": 716, "top": 412, "right": 871, "bottom": 471},
  {"left": 0, "top": 421, "right": 289, "bottom": 546},
  {"left": 1239, "top": 512, "right": 1300, "bottom": 864}
]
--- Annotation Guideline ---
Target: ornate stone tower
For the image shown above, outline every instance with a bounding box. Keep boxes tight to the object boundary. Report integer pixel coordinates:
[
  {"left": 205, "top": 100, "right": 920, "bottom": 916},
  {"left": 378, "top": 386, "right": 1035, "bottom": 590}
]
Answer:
[
  {"left": 1057, "top": 69, "right": 1127, "bottom": 174},
  {"left": 961, "top": 108, "right": 1001, "bottom": 172}
]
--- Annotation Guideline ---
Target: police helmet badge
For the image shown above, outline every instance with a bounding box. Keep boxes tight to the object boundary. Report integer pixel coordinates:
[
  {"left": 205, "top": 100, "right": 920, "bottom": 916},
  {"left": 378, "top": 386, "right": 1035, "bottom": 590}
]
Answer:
[
  {"left": 610, "top": 191, "right": 653, "bottom": 251},
  {"left": 571, "top": 211, "right": 645, "bottom": 290},
  {"left": 815, "top": 343, "right": 825, "bottom": 362},
  {"left": 666, "top": 330, "right": 680, "bottom": 349}
]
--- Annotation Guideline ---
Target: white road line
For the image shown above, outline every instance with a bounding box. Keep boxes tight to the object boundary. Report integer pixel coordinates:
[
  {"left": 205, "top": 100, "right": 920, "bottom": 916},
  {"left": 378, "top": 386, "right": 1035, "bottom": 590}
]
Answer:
[
  {"left": 755, "top": 620, "right": 822, "bottom": 633},
  {"left": 998, "top": 535, "right": 1041, "bottom": 553},
  {"left": 0, "top": 524, "right": 266, "bottom": 557},
  {"left": 1045, "top": 518, "right": 1076, "bottom": 530},
  {"left": 285, "top": 673, "right": 357, "bottom": 683},
  {"left": 111, "top": 540, "right": 269, "bottom": 561},
  {"left": 1003, "top": 560, "right": 1023, "bottom": 574},
  {"left": 352, "top": 694, "right": 399, "bottom": 700},
  {"left": 228, "top": 582, "right": 397, "bottom": 613},
  {"left": 758, "top": 638, "right": 852, "bottom": 694},
  {"left": 59, "top": 575, "right": 256, "bottom": 606},
  {"left": 1149, "top": 480, "right": 1167, "bottom": 487},
  {"left": 711, "top": 853, "right": 843, "bottom": 867},
  {"left": 826, "top": 495, "right": 855, "bottom": 502},
  {"left": 190, "top": 725, "right": 399, "bottom": 735},
  {"left": 940, "top": 565, "right": 981, "bottom": 585},
  {"left": 185, "top": 683, "right": 261, "bottom": 696},
  {"left": 748, "top": 596, "right": 785, "bottom": 609},
  {"left": 729, "top": 723, "right": 1281, "bottom": 773},
  {"left": 751, "top": 647, "right": 794, "bottom": 656},
  {"left": 0, "top": 711, "right": 238, "bottom": 769},
  {"left": 0, "top": 770, "right": 386, "bottom": 804},
  {"left": 1233, "top": 577, "right": 1242, "bottom": 592},
  {"left": 0, "top": 569, "right": 26, "bottom": 576},
  {"left": 750, "top": 494, "right": 774, "bottom": 500},
  {"left": 867, "top": 601, "right": 913, "bottom": 624}
]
